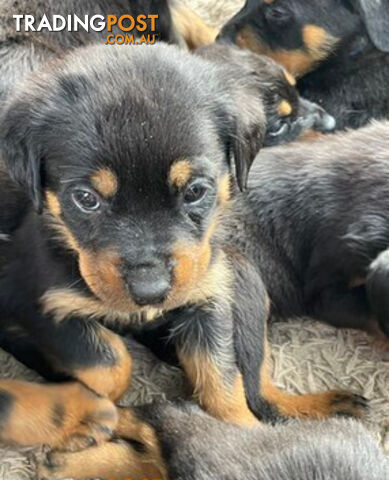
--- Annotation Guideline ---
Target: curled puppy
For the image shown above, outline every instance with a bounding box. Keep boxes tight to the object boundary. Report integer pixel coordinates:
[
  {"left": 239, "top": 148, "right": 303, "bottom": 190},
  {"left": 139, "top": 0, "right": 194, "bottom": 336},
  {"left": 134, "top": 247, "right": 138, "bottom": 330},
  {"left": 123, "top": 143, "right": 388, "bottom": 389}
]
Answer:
[
  {"left": 218, "top": 0, "right": 389, "bottom": 130},
  {"left": 197, "top": 43, "right": 336, "bottom": 146},
  {"left": 0, "top": 42, "right": 365, "bottom": 450},
  {"left": 38, "top": 401, "right": 389, "bottom": 480}
]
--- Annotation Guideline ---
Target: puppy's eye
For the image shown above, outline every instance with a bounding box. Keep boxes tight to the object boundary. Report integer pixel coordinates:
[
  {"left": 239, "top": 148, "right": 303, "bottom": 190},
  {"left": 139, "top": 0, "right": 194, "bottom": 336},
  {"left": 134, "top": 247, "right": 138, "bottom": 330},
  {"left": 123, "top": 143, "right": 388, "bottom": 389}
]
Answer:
[
  {"left": 265, "top": 6, "right": 291, "bottom": 24},
  {"left": 72, "top": 189, "right": 101, "bottom": 212},
  {"left": 183, "top": 182, "right": 207, "bottom": 205}
]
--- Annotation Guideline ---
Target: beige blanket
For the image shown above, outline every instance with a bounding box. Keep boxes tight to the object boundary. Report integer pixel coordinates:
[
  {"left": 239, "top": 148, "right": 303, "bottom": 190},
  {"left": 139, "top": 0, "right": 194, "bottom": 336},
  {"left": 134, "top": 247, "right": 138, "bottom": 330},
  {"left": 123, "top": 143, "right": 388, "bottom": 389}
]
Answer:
[{"left": 0, "top": 1, "right": 388, "bottom": 478}]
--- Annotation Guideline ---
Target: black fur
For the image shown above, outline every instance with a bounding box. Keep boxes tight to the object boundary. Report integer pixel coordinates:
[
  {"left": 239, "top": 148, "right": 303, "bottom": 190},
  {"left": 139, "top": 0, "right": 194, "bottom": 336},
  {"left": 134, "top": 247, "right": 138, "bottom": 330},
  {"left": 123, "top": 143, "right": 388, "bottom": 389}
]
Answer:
[
  {"left": 219, "top": 0, "right": 389, "bottom": 130},
  {"left": 226, "top": 121, "right": 389, "bottom": 335}
]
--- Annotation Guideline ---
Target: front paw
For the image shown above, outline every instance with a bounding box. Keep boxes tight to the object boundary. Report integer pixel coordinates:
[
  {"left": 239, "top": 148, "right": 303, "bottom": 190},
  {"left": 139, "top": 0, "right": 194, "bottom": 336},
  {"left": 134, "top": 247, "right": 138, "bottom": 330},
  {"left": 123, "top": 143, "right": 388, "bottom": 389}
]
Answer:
[
  {"left": 327, "top": 391, "right": 369, "bottom": 418},
  {"left": 57, "top": 389, "right": 118, "bottom": 452}
]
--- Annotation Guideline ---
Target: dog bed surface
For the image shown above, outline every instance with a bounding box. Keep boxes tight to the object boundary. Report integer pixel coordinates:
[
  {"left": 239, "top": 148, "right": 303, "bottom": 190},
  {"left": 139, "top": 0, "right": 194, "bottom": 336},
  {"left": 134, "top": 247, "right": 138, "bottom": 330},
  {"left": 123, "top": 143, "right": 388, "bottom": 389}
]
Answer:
[{"left": 0, "top": 1, "right": 388, "bottom": 478}]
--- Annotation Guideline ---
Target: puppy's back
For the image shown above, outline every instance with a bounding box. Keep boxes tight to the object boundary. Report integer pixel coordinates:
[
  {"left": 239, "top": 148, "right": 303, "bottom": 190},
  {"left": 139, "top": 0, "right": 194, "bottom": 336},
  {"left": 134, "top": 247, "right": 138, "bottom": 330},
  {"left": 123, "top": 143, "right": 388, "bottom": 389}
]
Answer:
[{"left": 141, "top": 403, "right": 388, "bottom": 480}]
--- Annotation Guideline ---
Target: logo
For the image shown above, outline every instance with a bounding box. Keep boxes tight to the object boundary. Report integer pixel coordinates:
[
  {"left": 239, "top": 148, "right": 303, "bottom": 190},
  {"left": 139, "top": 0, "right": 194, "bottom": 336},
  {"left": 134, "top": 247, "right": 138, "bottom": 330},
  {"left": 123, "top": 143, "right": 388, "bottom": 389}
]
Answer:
[{"left": 13, "top": 14, "right": 160, "bottom": 45}]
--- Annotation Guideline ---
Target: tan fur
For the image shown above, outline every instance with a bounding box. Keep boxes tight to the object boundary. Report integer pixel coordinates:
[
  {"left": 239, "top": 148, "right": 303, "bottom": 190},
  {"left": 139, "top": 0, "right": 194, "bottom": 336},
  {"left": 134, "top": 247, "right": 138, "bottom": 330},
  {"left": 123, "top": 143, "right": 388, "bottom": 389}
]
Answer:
[
  {"left": 277, "top": 100, "right": 293, "bottom": 117},
  {"left": 284, "top": 70, "right": 296, "bottom": 86},
  {"left": 75, "top": 329, "right": 132, "bottom": 400},
  {"left": 169, "top": 160, "right": 192, "bottom": 188},
  {"left": 46, "top": 191, "right": 62, "bottom": 217},
  {"left": 179, "top": 354, "right": 258, "bottom": 427},
  {"left": 0, "top": 380, "right": 117, "bottom": 449},
  {"left": 91, "top": 168, "right": 118, "bottom": 198},
  {"left": 171, "top": 4, "right": 218, "bottom": 49},
  {"left": 236, "top": 26, "right": 338, "bottom": 77},
  {"left": 260, "top": 340, "right": 365, "bottom": 419},
  {"left": 218, "top": 174, "right": 231, "bottom": 207}
]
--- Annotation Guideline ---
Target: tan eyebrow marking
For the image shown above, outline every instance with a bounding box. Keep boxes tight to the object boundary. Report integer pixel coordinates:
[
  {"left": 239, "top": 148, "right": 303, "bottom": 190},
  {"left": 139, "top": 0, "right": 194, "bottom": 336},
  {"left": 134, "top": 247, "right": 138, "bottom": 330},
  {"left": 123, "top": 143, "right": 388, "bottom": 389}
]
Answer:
[
  {"left": 169, "top": 160, "right": 192, "bottom": 188},
  {"left": 91, "top": 168, "right": 118, "bottom": 198},
  {"left": 277, "top": 100, "right": 293, "bottom": 117}
]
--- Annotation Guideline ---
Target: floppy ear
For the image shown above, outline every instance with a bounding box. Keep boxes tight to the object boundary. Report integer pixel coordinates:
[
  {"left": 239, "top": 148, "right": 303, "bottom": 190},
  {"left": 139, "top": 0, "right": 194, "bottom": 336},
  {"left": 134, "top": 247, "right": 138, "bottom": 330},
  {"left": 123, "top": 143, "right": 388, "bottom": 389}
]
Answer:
[
  {"left": 355, "top": 0, "right": 389, "bottom": 52},
  {"left": 215, "top": 102, "right": 265, "bottom": 191},
  {"left": 231, "top": 117, "right": 264, "bottom": 191},
  {"left": 0, "top": 98, "right": 44, "bottom": 212}
]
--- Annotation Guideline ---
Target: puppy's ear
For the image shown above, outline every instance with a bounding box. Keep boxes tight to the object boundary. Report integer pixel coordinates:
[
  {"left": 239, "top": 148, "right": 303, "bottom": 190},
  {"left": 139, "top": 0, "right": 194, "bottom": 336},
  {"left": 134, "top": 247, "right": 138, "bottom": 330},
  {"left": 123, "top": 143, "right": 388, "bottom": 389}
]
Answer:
[
  {"left": 0, "top": 97, "right": 44, "bottom": 212},
  {"left": 215, "top": 104, "right": 265, "bottom": 191},
  {"left": 231, "top": 117, "right": 264, "bottom": 191},
  {"left": 356, "top": 0, "right": 389, "bottom": 52}
]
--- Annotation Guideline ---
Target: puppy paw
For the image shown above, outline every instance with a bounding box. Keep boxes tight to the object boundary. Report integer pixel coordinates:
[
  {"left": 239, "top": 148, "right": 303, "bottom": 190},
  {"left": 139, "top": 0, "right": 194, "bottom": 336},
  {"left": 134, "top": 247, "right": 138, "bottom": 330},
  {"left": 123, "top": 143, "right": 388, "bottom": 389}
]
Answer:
[
  {"left": 57, "top": 393, "right": 118, "bottom": 452},
  {"left": 328, "top": 391, "right": 369, "bottom": 418}
]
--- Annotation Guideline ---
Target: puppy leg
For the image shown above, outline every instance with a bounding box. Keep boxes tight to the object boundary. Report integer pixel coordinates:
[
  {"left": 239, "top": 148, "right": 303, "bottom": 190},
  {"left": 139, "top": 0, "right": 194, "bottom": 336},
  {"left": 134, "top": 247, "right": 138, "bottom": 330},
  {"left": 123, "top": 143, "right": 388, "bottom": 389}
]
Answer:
[
  {"left": 231, "top": 251, "right": 368, "bottom": 422},
  {"left": 38, "top": 408, "right": 166, "bottom": 480},
  {"left": 366, "top": 250, "right": 389, "bottom": 335},
  {"left": 0, "top": 380, "right": 117, "bottom": 450},
  {"left": 171, "top": 303, "right": 259, "bottom": 427},
  {"left": 22, "top": 313, "right": 132, "bottom": 401},
  {"left": 37, "top": 442, "right": 164, "bottom": 480},
  {"left": 260, "top": 341, "right": 368, "bottom": 419}
]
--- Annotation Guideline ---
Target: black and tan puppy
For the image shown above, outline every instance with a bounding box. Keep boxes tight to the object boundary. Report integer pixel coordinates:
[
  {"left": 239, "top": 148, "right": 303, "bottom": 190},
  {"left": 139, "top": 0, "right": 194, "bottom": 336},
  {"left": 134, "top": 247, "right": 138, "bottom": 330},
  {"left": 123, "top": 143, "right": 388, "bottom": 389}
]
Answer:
[
  {"left": 0, "top": 1, "right": 334, "bottom": 145},
  {"left": 219, "top": 0, "right": 389, "bottom": 130},
  {"left": 38, "top": 402, "right": 389, "bottom": 480},
  {"left": 0, "top": 43, "right": 364, "bottom": 450},
  {"left": 197, "top": 43, "right": 336, "bottom": 145}
]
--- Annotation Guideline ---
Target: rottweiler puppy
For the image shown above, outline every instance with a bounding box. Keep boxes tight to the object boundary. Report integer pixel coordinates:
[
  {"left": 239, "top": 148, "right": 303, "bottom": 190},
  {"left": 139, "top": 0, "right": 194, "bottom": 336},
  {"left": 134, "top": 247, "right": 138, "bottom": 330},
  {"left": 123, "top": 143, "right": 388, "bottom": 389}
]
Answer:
[
  {"left": 0, "top": 1, "right": 334, "bottom": 144},
  {"left": 219, "top": 0, "right": 389, "bottom": 130},
  {"left": 197, "top": 43, "right": 336, "bottom": 145},
  {"left": 38, "top": 402, "right": 389, "bottom": 480},
  {"left": 0, "top": 43, "right": 365, "bottom": 450}
]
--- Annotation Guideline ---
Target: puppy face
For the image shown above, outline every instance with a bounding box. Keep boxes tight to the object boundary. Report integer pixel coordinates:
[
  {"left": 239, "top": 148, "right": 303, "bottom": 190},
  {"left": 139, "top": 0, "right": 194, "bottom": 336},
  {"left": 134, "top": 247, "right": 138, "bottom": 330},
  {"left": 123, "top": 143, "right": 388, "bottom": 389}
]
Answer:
[
  {"left": 1, "top": 44, "right": 264, "bottom": 314},
  {"left": 219, "top": 0, "right": 389, "bottom": 76},
  {"left": 197, "top": 44, "right": 335, "bottom": 145}
]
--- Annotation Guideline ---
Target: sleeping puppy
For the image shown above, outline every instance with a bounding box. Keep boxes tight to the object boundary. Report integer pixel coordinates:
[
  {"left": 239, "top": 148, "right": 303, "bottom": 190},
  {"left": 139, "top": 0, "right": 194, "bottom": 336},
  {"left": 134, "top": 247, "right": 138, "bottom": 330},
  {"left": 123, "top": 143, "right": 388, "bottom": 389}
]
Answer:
[
  {"left": 0, "top": 1, "right": 333, "bottom": 144},
  {"left": 38, "top": 402, "right": 389, "bottom": 480},
  {"left": 0, "top": 43, "right": 365, "bottom": 450},
  {"left": 218, "top": 0, "right": 389, "bottom": 130},
  {"left": 197, "top": 43, "right": 336, "bottom": 146}
]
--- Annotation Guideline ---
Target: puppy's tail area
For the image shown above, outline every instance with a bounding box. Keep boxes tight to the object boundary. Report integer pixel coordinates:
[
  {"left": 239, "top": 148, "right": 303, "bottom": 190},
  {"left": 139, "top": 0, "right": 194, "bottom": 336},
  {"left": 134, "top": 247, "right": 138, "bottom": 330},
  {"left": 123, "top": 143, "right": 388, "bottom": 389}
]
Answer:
[
  {"left": 366, "top": 249, "right": 389, "bottom": 336},
  {"left": 171, "top": 2, "right": 218, "bottom": 49}
]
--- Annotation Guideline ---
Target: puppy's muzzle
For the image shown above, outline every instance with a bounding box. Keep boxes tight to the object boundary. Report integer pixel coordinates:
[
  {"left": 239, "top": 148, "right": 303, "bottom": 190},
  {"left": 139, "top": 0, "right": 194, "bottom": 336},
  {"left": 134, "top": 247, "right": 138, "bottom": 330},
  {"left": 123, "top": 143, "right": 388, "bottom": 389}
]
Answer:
[{"left": 123, "top": 260, "right": 172, "bottom": 307}]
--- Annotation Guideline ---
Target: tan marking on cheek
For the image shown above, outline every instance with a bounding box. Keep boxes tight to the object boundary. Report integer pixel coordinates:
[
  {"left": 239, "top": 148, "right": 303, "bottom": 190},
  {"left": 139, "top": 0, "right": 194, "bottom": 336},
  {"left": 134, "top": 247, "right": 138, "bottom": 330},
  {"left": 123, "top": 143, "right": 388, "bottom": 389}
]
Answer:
[
  {"left": 218, "top": 174, "right": 231, "bottom": 207},
  {"left": 277, "top": 100, "right": 293, "bottom": 117},
  {"left": 264, "top": 0, "right": 275, "bottom": 4},
  {"left": 236, "top": 26, "right": 337, "bottom": 77},
  {"left": 303, "top": 25, "right": 327, "bottom": 51},
  {"left": 173, "top": 241, "right": 212, "bottom": 290},
  {"left": 78, "top": 249, "right": 128, "bottom": 304},
  {"left": 46, "top": 191, "right": 62, "bottom": 217},
  {"left": 284, "top": 70, "right": 296, "bottom": 86},
  {"left": 169, "top": 160, "right": 192, "bottom": 188},
  {"left": 91, "top": 168, "right": 118, "bottom": 198}
]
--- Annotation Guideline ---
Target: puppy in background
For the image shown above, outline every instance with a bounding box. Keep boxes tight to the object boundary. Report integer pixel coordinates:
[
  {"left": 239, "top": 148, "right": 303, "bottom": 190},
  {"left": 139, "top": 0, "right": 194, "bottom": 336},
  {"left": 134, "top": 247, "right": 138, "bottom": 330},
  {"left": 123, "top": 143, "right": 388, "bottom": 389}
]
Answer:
[
  {"left": 219, "top": 0, "right": 389, "bottom": 130},
  {"left": 197, "top": 43, "right": 336, "bottom": 145},
  {"left": 38, "top": 401, "right": 389, "bottom": 480}
]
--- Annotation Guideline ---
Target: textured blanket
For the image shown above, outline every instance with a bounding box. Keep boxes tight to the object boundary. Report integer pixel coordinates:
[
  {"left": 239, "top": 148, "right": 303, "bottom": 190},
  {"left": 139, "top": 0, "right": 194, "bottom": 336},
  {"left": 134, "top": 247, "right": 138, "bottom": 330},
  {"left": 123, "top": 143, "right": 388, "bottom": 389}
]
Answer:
[{"left": 0, "top": 1, "right": 388, "bottom": 478}]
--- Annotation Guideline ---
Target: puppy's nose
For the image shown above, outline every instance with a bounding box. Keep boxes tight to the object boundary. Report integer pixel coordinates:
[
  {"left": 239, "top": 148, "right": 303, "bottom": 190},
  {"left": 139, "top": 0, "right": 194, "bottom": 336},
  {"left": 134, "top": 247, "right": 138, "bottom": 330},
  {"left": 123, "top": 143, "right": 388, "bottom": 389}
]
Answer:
[{"left": 125, "top": 263, "right": 171, "bottom": 306}]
